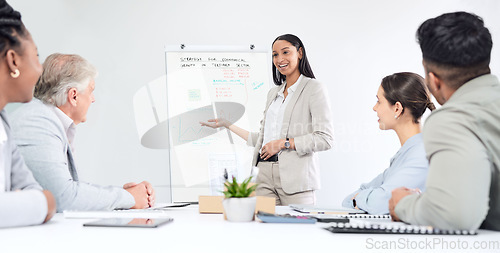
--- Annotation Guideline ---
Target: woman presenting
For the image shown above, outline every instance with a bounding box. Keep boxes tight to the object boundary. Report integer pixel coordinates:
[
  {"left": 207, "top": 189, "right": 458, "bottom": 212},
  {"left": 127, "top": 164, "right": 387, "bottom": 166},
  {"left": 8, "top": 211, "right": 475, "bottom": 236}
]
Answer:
[{"left": 201, "top": 34, "right": 333, "bottom": 205}]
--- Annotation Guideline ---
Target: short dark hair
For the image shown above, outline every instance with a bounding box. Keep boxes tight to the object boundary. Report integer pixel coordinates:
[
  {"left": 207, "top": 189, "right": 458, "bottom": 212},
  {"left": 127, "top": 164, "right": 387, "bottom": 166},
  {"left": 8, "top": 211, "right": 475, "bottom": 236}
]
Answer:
[
  {"left": 272, "top": 34, "right": 315, "bottom": 86},
  {"left": 0, "top": 0, "right": 27, "bottom": 57},
  {"left": 417, "top": 11, "right": 492, "bottom": 89},
  {"left": 381, "top": 72, "right": 435, "bottom": 124}
]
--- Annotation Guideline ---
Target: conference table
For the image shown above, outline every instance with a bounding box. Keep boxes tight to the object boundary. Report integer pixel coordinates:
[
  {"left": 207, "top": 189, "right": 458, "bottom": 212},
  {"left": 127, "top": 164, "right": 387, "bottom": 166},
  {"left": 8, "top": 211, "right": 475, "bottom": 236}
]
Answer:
[{"left": 2, "top": 205, "right": 499, "bottom": 253}]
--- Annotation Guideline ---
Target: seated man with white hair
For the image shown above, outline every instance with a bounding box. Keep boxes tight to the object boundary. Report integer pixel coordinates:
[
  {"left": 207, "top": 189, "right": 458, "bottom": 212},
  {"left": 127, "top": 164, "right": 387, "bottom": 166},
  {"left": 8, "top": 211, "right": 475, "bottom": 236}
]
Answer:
[{"left": 11, "top": 53, "right": 154, "bottom": 212}]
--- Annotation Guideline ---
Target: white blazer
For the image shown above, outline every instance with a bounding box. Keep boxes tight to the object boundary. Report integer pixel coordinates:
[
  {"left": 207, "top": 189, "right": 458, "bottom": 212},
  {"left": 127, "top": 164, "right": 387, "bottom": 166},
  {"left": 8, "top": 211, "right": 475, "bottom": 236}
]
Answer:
[{"left": 247, "top": 77, "right": 333, "bottom": 193}]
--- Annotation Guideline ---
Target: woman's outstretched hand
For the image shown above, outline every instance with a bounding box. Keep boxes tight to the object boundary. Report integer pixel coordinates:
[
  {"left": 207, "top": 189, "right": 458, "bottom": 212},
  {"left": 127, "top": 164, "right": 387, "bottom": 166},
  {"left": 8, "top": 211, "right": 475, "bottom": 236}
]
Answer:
[
  {"left": 201, "top": 118, "right": 249, "bottom": 142},
  {"left": 200, "top": 118, "right": 230, "bottom": 129}
]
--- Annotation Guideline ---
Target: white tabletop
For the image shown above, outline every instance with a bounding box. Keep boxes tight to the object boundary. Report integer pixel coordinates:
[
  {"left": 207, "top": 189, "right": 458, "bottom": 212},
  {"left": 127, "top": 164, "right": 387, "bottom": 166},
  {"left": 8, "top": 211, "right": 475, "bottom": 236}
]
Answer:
[{"left": 1, "top": 205, "right": 499, "bottom": 253}]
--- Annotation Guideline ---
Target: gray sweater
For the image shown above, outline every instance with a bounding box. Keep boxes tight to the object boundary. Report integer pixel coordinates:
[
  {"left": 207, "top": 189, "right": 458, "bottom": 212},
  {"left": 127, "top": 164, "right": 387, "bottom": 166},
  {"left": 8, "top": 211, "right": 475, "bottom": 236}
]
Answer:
[{"left": 395, "top": 74, "right": 500, "bottom": 231}]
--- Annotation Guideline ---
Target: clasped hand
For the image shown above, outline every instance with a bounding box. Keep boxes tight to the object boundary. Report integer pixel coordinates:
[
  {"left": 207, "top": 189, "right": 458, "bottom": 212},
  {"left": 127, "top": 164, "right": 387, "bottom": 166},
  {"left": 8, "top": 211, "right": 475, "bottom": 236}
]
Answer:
[
  {"left": 389, "top": 187, "right": 420, "bottom": 221},
  {"left": 124, "top": 181, "right": 155, "bottom": 209}
]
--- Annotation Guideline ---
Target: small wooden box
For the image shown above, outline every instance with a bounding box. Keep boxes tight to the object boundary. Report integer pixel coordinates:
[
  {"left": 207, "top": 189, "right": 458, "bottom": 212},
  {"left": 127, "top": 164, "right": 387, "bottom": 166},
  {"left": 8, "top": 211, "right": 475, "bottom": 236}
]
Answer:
[{"left": 199, "top": 195, "right": 275, "bottom": 214}]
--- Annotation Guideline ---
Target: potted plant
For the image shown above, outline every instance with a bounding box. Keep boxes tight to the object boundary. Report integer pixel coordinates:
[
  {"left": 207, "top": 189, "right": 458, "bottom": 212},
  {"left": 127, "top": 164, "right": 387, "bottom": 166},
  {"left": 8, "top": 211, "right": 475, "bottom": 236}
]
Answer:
[{"left": 222, "top": 176, "right": 257, "bottom": 222}]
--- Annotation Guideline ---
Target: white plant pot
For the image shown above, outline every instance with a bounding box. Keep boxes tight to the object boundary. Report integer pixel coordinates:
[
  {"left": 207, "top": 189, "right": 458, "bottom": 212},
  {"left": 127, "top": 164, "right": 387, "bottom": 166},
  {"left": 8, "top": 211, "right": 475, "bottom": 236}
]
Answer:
[{"left": 222, "top": 197, "right": 256, "bottom": 222}]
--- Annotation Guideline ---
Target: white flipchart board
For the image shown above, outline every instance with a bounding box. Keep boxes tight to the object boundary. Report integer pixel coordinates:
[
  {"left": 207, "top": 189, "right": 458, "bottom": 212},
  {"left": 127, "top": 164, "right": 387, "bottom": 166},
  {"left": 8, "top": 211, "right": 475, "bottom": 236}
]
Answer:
[{"left": 164, "top": 45, "right": 270, "bottom": 202}]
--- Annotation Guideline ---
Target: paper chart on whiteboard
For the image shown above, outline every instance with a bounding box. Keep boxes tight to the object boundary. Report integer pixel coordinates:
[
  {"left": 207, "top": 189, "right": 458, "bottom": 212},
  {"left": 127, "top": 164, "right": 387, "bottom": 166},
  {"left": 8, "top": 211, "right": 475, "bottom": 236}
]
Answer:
[{"left": 165, "top": 50, "right": 270, "bottom": 202}]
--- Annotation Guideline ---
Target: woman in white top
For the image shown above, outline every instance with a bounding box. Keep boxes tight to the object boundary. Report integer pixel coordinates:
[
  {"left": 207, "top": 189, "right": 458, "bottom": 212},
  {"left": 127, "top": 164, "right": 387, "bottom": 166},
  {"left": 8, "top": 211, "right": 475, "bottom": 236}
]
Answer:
[
  {"left": 202, "top": 34, "right": 333, "bottom": 205},
  {"left": 342, "top": 72, "right": 435, "bottom": 214},
  {"left": 0, "top": 0, "right": 56, "bottom": 227}
]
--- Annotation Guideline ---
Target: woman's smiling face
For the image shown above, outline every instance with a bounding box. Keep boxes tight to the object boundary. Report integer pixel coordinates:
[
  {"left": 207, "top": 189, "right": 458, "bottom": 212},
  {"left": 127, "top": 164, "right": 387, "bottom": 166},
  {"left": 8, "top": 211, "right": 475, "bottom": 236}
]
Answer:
[
  {"left": 373, "top": 85, "right": 398, "bottom": 130},
  {"left": 272, "top": 40, "right": 302, "bottom": 77}
]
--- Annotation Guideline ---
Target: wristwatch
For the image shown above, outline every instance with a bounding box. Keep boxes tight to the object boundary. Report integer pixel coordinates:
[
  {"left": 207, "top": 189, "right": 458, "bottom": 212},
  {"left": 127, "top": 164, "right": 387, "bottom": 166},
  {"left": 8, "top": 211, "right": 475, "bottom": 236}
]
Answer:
[{"left": 284, "top": 138, "right": 290, "bottom": 149}]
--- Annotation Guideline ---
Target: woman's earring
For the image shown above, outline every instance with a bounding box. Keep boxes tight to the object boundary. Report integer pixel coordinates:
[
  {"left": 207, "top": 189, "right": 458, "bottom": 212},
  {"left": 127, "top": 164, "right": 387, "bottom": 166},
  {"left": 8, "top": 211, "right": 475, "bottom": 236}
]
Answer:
[
  {"left": 10, "top": 69, "right": 20, "bottom": 78},
  {"left": 394, "top": 115, "right": 398, "bottom": 119}
]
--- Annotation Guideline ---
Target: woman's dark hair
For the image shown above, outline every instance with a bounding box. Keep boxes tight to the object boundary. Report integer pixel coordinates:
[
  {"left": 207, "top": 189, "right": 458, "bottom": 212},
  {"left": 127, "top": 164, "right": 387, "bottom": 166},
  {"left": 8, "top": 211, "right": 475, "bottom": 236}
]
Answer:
[
  {"left": 381, "top": 72, "right": 435, "bottom": 123},
  {"left": 0, "top": 0, "right": 26, "bottom": 56},
  {"left": 272, "top": 34, "right": 315, "bottom": 86}
]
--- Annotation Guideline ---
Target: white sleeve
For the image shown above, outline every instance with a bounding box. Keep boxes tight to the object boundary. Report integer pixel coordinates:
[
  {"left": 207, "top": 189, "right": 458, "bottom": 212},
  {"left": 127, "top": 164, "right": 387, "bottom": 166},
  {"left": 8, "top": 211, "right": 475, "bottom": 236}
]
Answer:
[{"left": 0, "top": 190, "right": 47, "bottom": 228}]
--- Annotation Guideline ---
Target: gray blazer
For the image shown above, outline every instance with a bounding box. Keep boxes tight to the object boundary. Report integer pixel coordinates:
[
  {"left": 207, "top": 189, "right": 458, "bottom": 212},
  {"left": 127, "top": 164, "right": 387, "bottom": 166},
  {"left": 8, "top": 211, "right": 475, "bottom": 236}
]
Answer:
[
  {"left": 10, "top": 99, "right": 134, "bottom": 212},
  {"left": 248, "top": 77, "right": 334, "bottom": 193},
  {"left": 0, "top": 110, "right": 47, "bottom": 228}
]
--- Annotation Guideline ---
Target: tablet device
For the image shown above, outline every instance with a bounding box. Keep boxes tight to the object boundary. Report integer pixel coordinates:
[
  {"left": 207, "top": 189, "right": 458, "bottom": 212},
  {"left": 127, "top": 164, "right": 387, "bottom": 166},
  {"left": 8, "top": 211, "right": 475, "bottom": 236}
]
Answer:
[
  {"left": 312, "top": 215, "right": 350, "bottom": 223},
  {"left": 83, "top": 218, "right": 173, "bottom": 228},
  {"left": 256, "top": 211, "right": 316, "bottom": 224}
]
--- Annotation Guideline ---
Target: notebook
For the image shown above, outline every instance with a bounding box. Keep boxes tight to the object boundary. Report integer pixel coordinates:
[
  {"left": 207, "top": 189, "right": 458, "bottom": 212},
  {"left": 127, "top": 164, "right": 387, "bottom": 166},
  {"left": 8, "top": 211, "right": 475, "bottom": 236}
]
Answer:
[
  {"left": 324, "top": 221, "right": 478, "bottom": 235},
  {"left": 312, "top": 213, "right": 391, "bottom": 222},
  {"left": 289, "top": 204, "right": 367, "bottom": 215}
]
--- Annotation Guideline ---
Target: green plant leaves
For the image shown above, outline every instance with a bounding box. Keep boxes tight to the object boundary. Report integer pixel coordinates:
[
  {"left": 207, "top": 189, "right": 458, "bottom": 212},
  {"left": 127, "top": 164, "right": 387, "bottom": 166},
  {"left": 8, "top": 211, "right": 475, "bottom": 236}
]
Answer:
[{"left": 222, "top": 176, "right": 257, "bottom": 198}]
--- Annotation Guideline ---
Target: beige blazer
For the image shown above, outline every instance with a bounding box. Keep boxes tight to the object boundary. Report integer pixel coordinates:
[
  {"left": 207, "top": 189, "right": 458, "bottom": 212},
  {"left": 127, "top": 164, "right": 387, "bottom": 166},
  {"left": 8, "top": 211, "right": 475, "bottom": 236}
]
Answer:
[{"left": 247, "top": 77, "right": 333, "bottom": 194}]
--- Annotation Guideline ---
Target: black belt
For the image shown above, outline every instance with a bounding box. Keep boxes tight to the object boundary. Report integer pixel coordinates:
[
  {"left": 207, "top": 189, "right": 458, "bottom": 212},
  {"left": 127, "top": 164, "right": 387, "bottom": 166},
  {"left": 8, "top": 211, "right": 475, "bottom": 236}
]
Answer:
[{"left": 258, "top": 154, "right": 278, "bottom": 162}]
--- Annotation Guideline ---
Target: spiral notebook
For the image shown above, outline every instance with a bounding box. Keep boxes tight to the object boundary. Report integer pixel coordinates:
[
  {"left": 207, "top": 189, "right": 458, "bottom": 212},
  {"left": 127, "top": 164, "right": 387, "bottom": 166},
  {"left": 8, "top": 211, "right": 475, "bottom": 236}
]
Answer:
[
  {"left": 310, "top": 213, "right": 391, "bottom": 222},
  {"left": 289, "top": 204, "right": 366, "bottom": 214},
  {"left": 331, "top": 214, "right": 391, "bottom": 219},
  {"left": 324, "top": 221, "right": 477, "bottom": 235}
]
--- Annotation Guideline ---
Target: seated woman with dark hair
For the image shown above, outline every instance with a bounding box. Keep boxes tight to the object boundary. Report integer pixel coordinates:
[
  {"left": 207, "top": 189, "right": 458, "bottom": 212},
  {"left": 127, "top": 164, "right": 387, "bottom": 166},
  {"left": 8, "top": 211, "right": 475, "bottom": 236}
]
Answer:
[
  {"left": 342, "top": 72, "right": 435, "bottom": 214},
  {"left": 0, "top": 0, "right": 56, "bottom": 228}
]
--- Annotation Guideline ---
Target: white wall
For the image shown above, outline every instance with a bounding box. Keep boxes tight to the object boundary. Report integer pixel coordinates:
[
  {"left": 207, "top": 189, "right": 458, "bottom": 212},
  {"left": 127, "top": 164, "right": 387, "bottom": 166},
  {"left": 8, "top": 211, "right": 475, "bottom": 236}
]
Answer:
[{"left": 8, "top": 0, "right": 500, "bottom": 205}]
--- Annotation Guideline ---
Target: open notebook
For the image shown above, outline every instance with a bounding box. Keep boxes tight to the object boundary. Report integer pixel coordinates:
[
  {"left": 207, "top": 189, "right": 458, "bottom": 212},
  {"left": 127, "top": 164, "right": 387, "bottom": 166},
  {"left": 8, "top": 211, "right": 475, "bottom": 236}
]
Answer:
[{"left": 289, "top": 204, "right": 367, "bottom": 215}]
